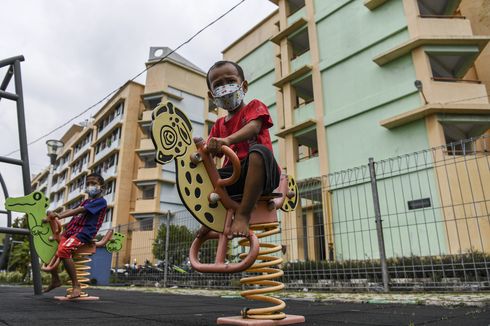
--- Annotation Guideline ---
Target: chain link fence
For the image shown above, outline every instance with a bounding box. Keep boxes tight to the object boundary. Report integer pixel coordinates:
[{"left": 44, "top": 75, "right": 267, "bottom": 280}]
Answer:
[{"left": 109, "top": 135, "right": 489, "bottom": 292}]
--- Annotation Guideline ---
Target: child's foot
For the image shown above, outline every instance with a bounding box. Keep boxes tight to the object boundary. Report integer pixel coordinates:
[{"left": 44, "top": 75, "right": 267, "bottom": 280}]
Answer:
[
  {"left": 229, "top": 213, "right": 250, "bottom": 239},
  {"left": 68, "top": 286, "right": 81, "bottom": 299},
  {"left": 43, "top": 280, "right": 61, "bottom": 293},
  {"left": 196, "top": 225, "right": 211, "bottom": 238}
]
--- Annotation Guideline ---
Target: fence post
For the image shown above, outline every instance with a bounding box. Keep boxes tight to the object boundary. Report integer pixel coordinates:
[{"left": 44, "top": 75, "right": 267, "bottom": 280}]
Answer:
[
  {"left": 163, "top": 210, "right": 171, "bottom": 288},
  {"left": 368, "top": 157, "right": 389, "bottom": 292}
]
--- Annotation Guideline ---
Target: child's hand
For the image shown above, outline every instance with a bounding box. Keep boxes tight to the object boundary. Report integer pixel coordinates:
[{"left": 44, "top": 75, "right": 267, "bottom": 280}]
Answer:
[{"left": 207, "top": 137, "right": 230, "bottom": 155}]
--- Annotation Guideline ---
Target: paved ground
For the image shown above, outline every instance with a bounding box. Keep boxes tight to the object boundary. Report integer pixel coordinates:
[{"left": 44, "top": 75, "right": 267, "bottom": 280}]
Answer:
[{"left": 0, "top": 285, "right": 489, "bottom": 325}]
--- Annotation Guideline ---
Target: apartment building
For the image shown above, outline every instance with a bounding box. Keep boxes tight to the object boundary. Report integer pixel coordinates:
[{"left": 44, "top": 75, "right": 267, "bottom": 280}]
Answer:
[
  {"left": 222, "top": 0, "right": 490, "bottom": 261},
  {"left": 31, "top": 47, "right": 212, "bottom": 265}
]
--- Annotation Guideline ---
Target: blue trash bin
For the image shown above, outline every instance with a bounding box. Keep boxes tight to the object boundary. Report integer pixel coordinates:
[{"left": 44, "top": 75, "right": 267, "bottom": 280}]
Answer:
[{"left": 87, "top": 247, "right": 112, "bottom": 286}]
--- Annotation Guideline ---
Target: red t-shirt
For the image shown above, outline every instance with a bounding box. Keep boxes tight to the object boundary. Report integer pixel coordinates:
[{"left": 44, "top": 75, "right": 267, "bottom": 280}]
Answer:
[{"left": 208, "top": 99, "right": 274, "bottom": 167}]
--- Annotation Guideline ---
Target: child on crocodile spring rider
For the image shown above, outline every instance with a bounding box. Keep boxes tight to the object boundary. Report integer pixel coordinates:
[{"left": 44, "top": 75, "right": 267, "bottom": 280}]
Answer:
[
  {"left": 43, "top": 173, "right": 107, "bottom": 298},
  {"left": 197, "top": 60, "right": 281, "bottom": 239}
]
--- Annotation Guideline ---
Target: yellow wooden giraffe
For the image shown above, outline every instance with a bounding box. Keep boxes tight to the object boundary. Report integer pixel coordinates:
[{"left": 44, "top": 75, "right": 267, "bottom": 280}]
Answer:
[{"left": 150, "top": 101, "right": 229, "bottom": 233}]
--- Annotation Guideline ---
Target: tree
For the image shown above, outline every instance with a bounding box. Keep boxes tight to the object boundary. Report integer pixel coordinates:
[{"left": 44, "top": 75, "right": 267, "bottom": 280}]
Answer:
[
  {"left": 152, "top": 223, "right": 219, "bottom": 267},
  {"left": 5, "top": 216, "right": 31, "bottom": 278},
  {"left": 153, "top": 224, "right": 194, "bottom": 266}
]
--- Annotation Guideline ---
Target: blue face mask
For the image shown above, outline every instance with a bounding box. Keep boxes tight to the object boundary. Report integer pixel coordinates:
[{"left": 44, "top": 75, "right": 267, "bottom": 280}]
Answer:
[
  {"left": 212, "top": 82, "right": 245, "bottom": 111},
  {"left": 85, "top": 185, "right": 102, "bottom": 198}
]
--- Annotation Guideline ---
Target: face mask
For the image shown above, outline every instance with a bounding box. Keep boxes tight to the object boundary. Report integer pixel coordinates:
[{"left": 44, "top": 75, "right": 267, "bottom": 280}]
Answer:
[
  {"left": 212, "top": 82, "right": 245, "bottom": 111},
  {"left": 85, "top": 185, "right": 101, "bottom": 198}
]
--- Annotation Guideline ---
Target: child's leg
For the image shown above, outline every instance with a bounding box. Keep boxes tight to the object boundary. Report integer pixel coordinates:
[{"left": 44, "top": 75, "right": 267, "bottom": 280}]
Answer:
[
  {"left": 43, "top": 268, "right": 61, "bottom": 293},
  {"left": 230, "top": 151, "right": 265, "bottom": 238},
  {"left": 62, "top": 258, "right": 81, "bottom": 298}
]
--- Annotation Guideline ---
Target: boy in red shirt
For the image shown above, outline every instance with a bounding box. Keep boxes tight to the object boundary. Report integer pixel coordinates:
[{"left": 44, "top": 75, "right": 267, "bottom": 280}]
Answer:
[
  {"left": 43, "top": 173, "right": 107, "bottom": 298},
  {"left": 199, "top": 60, "right": 281, "bottom": 239}
]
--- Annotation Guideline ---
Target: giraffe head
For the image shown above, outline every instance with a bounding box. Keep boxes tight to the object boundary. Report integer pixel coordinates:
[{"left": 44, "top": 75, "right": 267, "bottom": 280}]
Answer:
[
  {"left": 5, "top": 191, "right": 49, "bottom": 215},
  {"left": 151, "top": 101, "right": 193, "bottom": 165}
]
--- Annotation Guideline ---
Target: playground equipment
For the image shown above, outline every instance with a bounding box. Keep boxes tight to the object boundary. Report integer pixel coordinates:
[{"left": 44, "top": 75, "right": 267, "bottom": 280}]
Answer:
[
  {"left": 0, "top": 55, "right": 43, "bottom": 294},
  {"left": 5, "top": 191, "right": 121, "bottom": 300},
  {"left": 4, "top": 192, "right": 58, "bottom": 265},
  {"left": 151, "top": 101, "right": 304, "bottom": 325}
]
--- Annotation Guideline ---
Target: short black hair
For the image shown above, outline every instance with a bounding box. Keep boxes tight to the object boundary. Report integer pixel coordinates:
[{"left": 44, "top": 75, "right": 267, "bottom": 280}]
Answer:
[
  {"left": 206, "top": 60, "right": 245, "bottom": 90},
  {"left": 86, "top": 173, "right": 105, "bottom": 186}
]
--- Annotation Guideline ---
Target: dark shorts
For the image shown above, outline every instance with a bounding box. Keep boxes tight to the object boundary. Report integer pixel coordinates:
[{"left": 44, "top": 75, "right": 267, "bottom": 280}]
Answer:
[{"left": 218, "top": 144, "right": 281, "bottom": 196}]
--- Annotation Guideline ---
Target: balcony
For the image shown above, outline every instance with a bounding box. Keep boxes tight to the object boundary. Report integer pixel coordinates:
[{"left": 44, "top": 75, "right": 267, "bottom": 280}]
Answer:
[
  {"left": 413, "top": 16, "right": 472, "bottom": 39},
  {"left": 47, "top": 200, "right": 63, "bottom": 212},
  {"left": 66, "top": 188, "right": 84, "bottom": 202},
  {"left": 294, "top": 102, "right": 315, "bottom": 125},
  {"left": 97, "top": 115, "right": 123, "bottom": 140},
  {"left": 136, "top": 167, "right": 161, "bottom": 181},
  {"left": 72, "top": 143, "right": 91, "bottom": 162},
  {"left": 94, "top": 138, "right": 120, "bottom": 162},
  {"left": 134, "top": 198, "right": 158, "bottom": 213},
  {"left": 50, "top": 181, "right": 65, "bottom": 194},
  {"left": 104, "top": 192, "right": 115, "bottom": 205},
  {"left": 140, "top": 110, "right": 152, "bottom": 122},
  {"left": 138, "top": 138, "right": 155, "bottom": 151},
  {"left": 429, "top": 79, "right": 488, "bottom": 105},
  {"left": 287, "top": 6, "right": 306, "bottom": 26},
  {"left": 296, "top": 155, "right": 320, "bottom": 180},
  {"left": 70, "top": 165, "right": 88, "bottom": 181},
  {"left": 100, "top": 164, "right": 117, "bottom": 181},
  {"left": 291, "top": 51, "right": 311, "bottom": 72}
]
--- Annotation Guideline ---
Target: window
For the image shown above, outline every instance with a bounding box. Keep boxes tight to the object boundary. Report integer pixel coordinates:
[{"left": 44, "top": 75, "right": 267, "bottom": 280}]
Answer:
[
  {"left": 140, "top": 218, "right": 153, "bottom": 231},
  {"left": 286, "top": 0, "right": 305, "bottom": 17},
  {"left": 417, "top": 0, "right": 461, "bottom": 17},
  {"left": 141, "top": 124, "right": 152, "bottom": 139},
  {"left": 440, "top": 117, "right": 490, "bottom": 155},
  {"left": 104, "top": 208, "right": 113, "bottom": 223},
  {"left": 141, "top": 185, "right": 155, "bottom": 199},
  {"left": 295, "top": 128, "right": 318, "bottom": 161},
  {"left": 289, "top": 28, "right": 310, "bottom": 60},
  {"left": 426, "top": 46, "right": 480, "bottom": 82},
  {"left": 142, "top": 93, "right": 163, "bottom": 111},
  {"left": 143, "top": 156, "right": 157, "bottom": 168},
  {"left": 292, "top": 75, "right": 314, "bottom": 109}
]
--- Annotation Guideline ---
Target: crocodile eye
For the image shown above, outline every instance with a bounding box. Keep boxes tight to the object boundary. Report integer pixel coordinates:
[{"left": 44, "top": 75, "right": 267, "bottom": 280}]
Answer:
[{"left": 33, "top": 192, "right": 42, "bottom": 200}]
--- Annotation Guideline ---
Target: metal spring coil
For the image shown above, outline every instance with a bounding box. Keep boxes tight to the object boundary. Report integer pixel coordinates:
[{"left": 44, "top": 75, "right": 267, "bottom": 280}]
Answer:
[
  {"left": 66, "top": 253, "right": 91, "bottom": 297},
  {"left": 238, "top": 222, "right": 286, "bottom": 320}
]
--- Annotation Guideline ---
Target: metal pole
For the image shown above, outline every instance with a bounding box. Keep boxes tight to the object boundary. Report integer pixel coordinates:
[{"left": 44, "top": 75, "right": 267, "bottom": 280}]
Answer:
[
  {"left": 14, "top": 59, "right": 42, "bottom": 295},
  {"left": 115, "top": 225, "right": 121, "bottom": 283},
  {"left": 163, "top": 211, "right": 171, "bottom": 288},
  {"left": 368, "top": 157, "right": 389, "bottom": 292}
]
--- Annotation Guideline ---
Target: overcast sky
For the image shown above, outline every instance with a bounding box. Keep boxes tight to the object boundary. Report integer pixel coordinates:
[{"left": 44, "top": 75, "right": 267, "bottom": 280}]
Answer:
[{"left": 0, "top": 0, "right": 276, "bottom": 225}]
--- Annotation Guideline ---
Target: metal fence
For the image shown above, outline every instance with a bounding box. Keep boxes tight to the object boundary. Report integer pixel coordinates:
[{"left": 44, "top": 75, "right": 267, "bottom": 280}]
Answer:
[{"left": 110, "top": 135, "right": 490, "bottom": 292}]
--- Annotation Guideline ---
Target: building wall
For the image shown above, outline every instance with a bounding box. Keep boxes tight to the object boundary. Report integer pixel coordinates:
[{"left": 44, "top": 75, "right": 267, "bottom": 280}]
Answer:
[{"left": 222, "top": 0, "right": 490, "bottom": 261}]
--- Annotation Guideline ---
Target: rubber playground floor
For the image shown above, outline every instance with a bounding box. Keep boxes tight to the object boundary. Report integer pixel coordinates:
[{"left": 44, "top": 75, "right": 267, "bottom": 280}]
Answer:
[{"left": 0, "top": 285, "right": 489, "bottom": 326}]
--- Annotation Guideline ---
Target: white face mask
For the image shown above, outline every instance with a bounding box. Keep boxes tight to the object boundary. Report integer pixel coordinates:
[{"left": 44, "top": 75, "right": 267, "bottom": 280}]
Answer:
[
  {"left": 85, "top": 185, "right": 101, "bottom": 198},
  {"left": 212, "top": 82, "right": 245, "bottom": 111}
]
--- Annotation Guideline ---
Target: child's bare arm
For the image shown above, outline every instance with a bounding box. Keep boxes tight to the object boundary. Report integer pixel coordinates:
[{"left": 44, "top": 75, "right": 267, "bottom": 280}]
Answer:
[
  {"left": 49, "top": 207, "right": 86, "bottom": 220},
  {"left": 208, "top": 119, "right": 263, "bottom": 154}
]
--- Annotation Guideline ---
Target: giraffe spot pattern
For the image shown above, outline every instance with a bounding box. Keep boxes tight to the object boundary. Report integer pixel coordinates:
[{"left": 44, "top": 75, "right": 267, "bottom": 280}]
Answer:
[
  {"left": 195, "top": 204, "right": 202, "bottom": 211},
  {"left": 195, "top": 188, "right": 201, "bottom": 198},
  {"left": 185, "top": 171, "right": 192, "bottom": 184},
  {"left": 204, "top": 212, "right": 214, "bottom": 223},
  {"left": 184, "top": 187, "right": 190, "bottom": 196},
  {"left": 196, "top": 174, "right": 203, "bottom": 184}
]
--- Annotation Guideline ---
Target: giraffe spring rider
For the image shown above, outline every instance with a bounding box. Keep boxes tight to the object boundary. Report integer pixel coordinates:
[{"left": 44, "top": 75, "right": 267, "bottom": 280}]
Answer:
[
  {"left": 151, "top": 101, "right": 304, "bottom": 325},
  {"left": 4, "top": 191, "right": 116, "bottom": 301}
]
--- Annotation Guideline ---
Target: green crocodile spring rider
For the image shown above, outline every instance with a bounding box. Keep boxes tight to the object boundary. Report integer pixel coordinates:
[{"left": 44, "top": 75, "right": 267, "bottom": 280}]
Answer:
[{"left": 4, "top": 191, "right": 59, "bottom": 264}]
